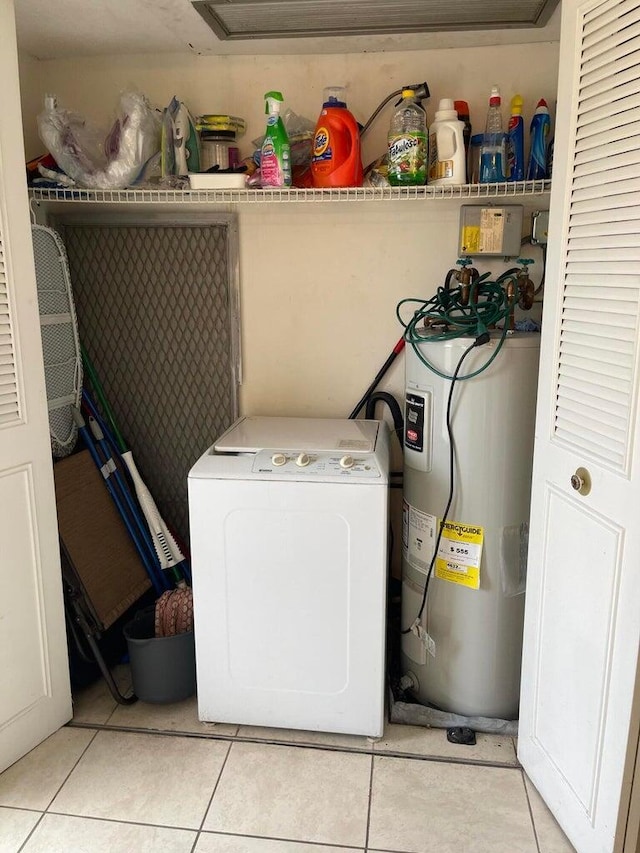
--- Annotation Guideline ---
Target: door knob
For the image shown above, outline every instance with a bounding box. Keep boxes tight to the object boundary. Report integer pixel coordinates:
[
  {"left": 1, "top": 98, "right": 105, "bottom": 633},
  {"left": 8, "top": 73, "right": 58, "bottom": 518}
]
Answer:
[{"left": 570, "top": 467, "right": 591, "bottom": 496}]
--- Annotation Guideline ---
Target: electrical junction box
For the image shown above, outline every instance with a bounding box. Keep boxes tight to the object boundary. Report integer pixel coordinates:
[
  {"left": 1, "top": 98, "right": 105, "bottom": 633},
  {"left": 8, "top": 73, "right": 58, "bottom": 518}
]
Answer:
[
  {"left": 459, "top": 205, "right": 524, "bottom": 257},
  {"left": 531, "top": 209, "right": 550, "bottom": 244}
]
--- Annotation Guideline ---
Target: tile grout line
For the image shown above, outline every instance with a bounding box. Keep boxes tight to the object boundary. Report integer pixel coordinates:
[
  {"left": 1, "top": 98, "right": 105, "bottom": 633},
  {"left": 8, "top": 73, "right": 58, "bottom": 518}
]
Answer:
[
  {"left": 368, "top": 848, "right": 440, "bottom": 853},
  {"left": 364, "top": 751, "right": 375, "bottom": 852},
  {"left": 65, "top": 719, "right": 521, "bottom": 769},
  {"left": 10, "top": 725, "right": 533, "bottom": 851},
  {"left": 190, "top": 736, "right": 234, "bottom": 853},
  {"left": 31, "top": 810, "right": 202, "bottom": 834},
  {"left": 198, "top": 829, "right": 364, "bottom": 849},
  {"left": 70, "top": 666, "right": 132, "bottom": 729},
  {"left": 520, "top": 767, "right": 542, "bottom": 853},
  {"left": 16, "top": 727, "right": 101, "bottom": 853},
  {"left": 102, "top": 694, "right": 124, "bottom": 727},
  {"left": 45, "top": 727, "right": 101, "bottom": 812},
  {"left": 16, "top": 813, "right": 416, "bottom": 853},
  {"left": 16, "top": 810, "right": 46, "bottom": 853}
]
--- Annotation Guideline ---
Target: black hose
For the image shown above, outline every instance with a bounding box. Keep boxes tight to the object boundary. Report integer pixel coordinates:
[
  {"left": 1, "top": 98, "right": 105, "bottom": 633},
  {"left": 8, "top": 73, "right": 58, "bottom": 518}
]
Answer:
[
  {"left": 365, "top": 391, "right": 404, "bottom": 450},
  {"left": 401, "top": 337, "right": 484, "bottom": 634},
  {"left": 534, "top": 244, "right": 547, "bottom": 295},
  {"left": 360, "top": 81, "right": 431, "bottom": 139},
  {"left": 496, "top": 267, "right": 521, "bottom": 282},
  {"left": 349, "top": 338, "right": 405, "bottom": 419}
]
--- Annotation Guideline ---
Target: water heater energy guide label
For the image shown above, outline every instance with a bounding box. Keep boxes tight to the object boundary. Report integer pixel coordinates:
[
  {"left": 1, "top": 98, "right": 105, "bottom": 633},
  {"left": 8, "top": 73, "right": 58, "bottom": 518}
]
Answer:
[
  {"left": 435, "top": 521, "right": 484, "bottom": 589},
  {"left": 403, "top": 502, "right": 436, "bottom": 573}
]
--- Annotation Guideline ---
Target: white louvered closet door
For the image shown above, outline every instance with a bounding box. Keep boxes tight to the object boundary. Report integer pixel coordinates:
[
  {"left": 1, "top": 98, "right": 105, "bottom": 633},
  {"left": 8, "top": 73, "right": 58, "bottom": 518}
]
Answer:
[
  {"left": 0, "top": 0, "right": 71, "bottom": 772},
  {"left": 519, "top": 1, "right": 640, "bottom": 850}
]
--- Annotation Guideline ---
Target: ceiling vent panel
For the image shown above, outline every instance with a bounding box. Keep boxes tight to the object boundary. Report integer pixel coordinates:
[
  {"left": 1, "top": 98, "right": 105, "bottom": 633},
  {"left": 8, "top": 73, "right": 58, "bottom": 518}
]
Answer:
[{"left": 191, "top": 0, "right": 560, "bottom": 40}]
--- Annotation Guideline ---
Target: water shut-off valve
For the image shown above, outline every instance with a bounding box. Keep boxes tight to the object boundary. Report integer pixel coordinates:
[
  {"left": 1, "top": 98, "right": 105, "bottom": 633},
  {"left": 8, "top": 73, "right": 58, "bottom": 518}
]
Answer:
[
  {"left": 446, "top": 257, "right": 480, "bottom": 307},
  {"left": 515, "top": 258, "right": 535, "bottom": 310}
]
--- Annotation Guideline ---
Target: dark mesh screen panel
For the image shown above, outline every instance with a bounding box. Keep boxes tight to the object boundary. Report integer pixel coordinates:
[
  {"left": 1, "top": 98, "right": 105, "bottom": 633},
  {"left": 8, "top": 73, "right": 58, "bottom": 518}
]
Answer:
[{"left": 59, "top": 219, "right": 239, "bottom": 544}]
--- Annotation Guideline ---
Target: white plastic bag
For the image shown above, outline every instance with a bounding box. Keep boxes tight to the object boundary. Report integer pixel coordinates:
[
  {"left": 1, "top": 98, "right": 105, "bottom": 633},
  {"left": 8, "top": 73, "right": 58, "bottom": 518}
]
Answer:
[{"left": 37, "top": 92, "right": 161, "bottom": 190}]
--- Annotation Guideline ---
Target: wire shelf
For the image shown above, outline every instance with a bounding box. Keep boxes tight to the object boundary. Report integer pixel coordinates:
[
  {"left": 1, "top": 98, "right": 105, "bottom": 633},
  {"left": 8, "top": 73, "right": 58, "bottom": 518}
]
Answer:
[{"left": 29, "top": 181, "right": 551, "bottom": 205}]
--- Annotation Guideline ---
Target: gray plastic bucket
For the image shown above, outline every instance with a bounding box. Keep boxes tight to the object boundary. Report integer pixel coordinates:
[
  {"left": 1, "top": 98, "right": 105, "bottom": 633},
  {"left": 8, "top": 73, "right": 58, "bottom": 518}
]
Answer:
[{"left": 124, "top": 607, "right": 196, "bottom": 704}]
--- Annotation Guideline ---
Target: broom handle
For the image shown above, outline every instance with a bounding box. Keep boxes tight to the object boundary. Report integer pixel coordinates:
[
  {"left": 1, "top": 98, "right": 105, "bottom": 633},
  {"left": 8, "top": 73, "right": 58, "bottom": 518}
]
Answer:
[
  {"left": 81, "top": 357, "right": 189, "bottom": 582},
  {"left": 73, "top": 409, "right": 166, "bottom": 595},
  {"left": 83, "top": 389, "right": 187, "bottom": 585},
  {"left": 81, "top": 346, "right": 127, "bottom": 453}
]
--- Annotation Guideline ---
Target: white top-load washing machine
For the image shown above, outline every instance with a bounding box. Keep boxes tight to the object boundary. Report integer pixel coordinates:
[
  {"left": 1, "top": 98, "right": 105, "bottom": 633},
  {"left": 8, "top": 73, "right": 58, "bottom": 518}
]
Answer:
[{"left": 188, "top": 416, "right": 390, "bottom": 737}]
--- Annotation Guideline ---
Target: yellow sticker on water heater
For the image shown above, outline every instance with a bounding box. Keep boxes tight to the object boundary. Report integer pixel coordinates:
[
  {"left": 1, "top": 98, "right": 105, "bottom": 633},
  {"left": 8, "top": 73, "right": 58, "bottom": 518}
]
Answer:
[{"left": 435, "top": 520, "right": 484, "bottom": 590}]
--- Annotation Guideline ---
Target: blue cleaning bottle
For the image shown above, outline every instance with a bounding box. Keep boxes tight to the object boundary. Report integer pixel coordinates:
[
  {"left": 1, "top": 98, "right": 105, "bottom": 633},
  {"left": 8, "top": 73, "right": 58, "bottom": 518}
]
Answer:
[
  {"left": 507, "top": 95, "right": 524, "bottom": 181},
  {"left": 526, "top": 99, "right": 551, "bottom": 180}
]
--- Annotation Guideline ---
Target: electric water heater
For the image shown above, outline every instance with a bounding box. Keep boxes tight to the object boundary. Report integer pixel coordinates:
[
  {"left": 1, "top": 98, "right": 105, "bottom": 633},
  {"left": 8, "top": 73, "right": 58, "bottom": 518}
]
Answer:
[{"left": 401, "top": 332, "right": 540, "bottom": 719}]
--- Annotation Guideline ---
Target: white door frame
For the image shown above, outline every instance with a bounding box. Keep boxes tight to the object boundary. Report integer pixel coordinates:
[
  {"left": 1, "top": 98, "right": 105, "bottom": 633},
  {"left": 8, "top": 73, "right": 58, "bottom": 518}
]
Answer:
[{"left": 0, "top": 0, "right": 72, "bottom": 773}]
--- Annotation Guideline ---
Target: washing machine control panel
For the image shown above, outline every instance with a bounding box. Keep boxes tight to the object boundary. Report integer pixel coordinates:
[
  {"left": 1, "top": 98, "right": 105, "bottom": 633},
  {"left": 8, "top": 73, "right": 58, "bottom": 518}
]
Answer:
[{"left": 251, "top": 449, "right": 381, "bottom": 478}]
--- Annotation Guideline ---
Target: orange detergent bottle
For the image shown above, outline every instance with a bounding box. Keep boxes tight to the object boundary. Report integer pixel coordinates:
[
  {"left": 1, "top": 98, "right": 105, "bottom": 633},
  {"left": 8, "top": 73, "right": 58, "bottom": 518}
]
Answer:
[{"left": 311, "top": 86, "right": 363, "bottom": 188}]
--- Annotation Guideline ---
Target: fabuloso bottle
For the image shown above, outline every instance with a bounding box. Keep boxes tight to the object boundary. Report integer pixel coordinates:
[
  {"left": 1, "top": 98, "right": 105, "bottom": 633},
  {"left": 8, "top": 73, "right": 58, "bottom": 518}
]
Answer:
[
  {"left": 388, "top": 89, "right": 427, "bottom": 186},
  {"left": 507, "top": 95, "right": 525, "bottom": 181},
  {"left": 260, "top": 91, "right": 291, "bottom": 188},
  {"left": 526, "top": 98, "right": 551, "bottom": 180}
]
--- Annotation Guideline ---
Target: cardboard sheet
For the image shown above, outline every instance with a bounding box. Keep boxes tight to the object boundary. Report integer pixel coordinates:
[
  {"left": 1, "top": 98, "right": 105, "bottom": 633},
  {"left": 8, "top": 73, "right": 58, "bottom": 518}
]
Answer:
[{"left": 54, "top": 450, "right": 152, "bottom": 629}]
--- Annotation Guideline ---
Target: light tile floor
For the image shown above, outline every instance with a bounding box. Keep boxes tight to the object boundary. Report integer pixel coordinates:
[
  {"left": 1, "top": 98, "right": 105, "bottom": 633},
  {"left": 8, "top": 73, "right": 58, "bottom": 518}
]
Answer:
[{"left": 0, "top": 667, "right": 576, "bottom": 853}]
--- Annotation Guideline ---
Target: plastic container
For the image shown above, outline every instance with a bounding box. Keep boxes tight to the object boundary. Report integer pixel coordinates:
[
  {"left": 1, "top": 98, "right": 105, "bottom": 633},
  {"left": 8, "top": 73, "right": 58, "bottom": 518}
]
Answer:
[
  {"left": 469, "top": 133, "right": 484, "bottom": 184},
  {"left": 196, "top": 114, "right": 246, "bottom": 136},
  {"left": 454, "top": 100, "right": 472, "bottom": 183},
  {"left": 260, "top": 91, "right": 292, "bottom": 188},
  {"left": 480, "top": 86, "right": 506, "bottom": 183},
  {"left": 200, "top": 130, "right": 240, "bottom": 171},
  {"left": 311, "top": 86, "right": 363, "bottom": 188},
  {"left": 526, "top": 98, "right": 551, "bottom": 180},
  {"left": 546, "top": 137, "right": 554, "bottom": 178},
  {"left": 124, "top": 607, "right": 196, "bottom": 704},
  {"left": 507, "top": 95, "right": 525, "bottom": 182},
  {"left": 428, "top": 98, "right": 466, "bottom": 186},
  {"left": 388, "top": 89, "right": 427, "bottom": 186},
  {"left": 189, "top": 172, "right": 246, "bottom": 189}
]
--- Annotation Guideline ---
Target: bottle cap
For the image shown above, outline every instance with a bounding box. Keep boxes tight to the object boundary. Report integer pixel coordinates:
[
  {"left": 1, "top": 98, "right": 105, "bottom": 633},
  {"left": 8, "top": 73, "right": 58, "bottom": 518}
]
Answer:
[
  {"left": 323, "top": 86, "right": 347, "bottom": 108},
  {"left": 435, "top": 99, "right": 459, "bottom": 121},
  {"left": 510, "top": 95, "right": 523, "bottom": 115},
  {"left": 489, "top": 85, "right": 501, "bottom": 106},
  {"left": 200, "top": 129, "right": 236, "bottom": 140},
  {"left": 264, "top": 91, "right": 284, "bottom": 115},
  {"left": 454, "top": 100, "right": 469, "bottom": 117},
  {"left": 536, "top": 98, "right": 549, "bottom": 110}
]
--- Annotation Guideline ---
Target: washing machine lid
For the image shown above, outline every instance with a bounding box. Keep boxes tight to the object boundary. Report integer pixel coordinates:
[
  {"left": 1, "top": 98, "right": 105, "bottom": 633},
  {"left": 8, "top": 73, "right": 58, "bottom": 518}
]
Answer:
[{"left": 214, "top": 416, "right": 379, "bottom": 454}]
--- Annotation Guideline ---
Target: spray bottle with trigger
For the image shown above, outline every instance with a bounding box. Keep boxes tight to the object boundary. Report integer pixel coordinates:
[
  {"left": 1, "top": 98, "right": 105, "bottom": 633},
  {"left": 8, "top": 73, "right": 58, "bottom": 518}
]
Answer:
[{"left": 260, "top": 91, "right": 292, "bottom": 188}]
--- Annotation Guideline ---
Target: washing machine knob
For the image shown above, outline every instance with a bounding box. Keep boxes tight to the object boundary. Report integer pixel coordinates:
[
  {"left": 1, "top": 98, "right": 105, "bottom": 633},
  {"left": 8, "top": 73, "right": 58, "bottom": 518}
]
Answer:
[
  {"left": 271, "top": 453, "right": 287, "bottom": 467},
  {"left": 339, "top": 455, "right": 355, "bottom": 469},
  {"left": 296, "top": 453, "right": 311, "bottom": 467}
]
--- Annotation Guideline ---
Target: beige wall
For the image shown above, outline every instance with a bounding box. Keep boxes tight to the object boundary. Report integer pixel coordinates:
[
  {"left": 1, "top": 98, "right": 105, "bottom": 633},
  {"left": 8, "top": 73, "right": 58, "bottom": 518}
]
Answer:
[
  {"left": 19, "top": 44, "right": 560, "bottom": 166},
  {"left": 18, "top": 43, "right": 559, "bottom": 428},
  {"left": 17, "top": 50, "right": 42, "bottom": 162}
]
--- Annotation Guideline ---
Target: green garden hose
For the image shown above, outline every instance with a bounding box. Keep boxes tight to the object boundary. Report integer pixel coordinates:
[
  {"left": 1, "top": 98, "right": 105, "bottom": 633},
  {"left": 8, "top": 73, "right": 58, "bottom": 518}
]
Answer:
[{"left": 397, "top": 275, "right": 518, "bottom": 380}]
